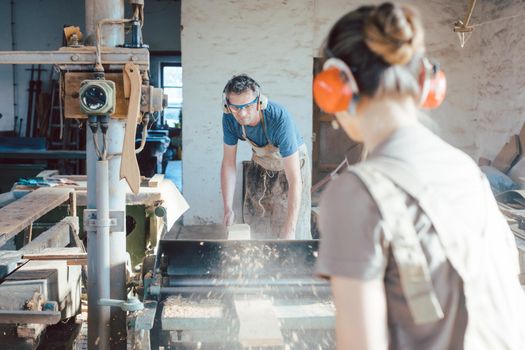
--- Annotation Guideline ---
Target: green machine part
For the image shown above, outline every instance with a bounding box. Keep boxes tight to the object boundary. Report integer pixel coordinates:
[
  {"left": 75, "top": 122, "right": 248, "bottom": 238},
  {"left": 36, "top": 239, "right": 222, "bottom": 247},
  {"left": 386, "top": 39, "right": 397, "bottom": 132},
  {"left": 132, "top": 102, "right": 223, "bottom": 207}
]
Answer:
[{"left": 32, "top": 204, "right": 166, "bottom": 268}]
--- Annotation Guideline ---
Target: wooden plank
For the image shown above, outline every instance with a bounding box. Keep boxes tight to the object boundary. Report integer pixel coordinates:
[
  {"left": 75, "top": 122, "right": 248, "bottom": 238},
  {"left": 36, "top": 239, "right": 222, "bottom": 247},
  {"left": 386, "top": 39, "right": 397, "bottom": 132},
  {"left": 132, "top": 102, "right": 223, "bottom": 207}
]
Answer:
[
  {"left": 36, "top": 170, "right": 59, "bottom": 178},
  {"left": 54, "top": 175, "right": 87, "bottom": 181},
  {"left": 20, "top": 216, "right": 77, "bottom": 253},
  {"left": 508, "top": 157, "right": 525, "bottom": 186},
  {"left": 273, "top": 302, "right": 335, "bottom": 330},
  {"left": 148, "top": 174, "right": 165, "bottom": 188},
  {"left": 0, "top": 188, "right": 73, "bottom": 245},
  {"left": 67, "top": 259, "right": 87, "bottom": 266},
  {"left": 493, "top": 135, "right": 521, "bottom": 173},
  {"left": 22, "top": 247, "right": 85, "bottom": 261},
  {"left": 234, "top": 298, "right": 283, "bottom": 348},
  {"left": 178, "top": 224, "right": 227, "bottom": 240},
  {"left": 227, "top": 224, "right": 251, "bottom": 240},
  {"left": 519, "top": 123, "right": 525, "bottom": 153}
]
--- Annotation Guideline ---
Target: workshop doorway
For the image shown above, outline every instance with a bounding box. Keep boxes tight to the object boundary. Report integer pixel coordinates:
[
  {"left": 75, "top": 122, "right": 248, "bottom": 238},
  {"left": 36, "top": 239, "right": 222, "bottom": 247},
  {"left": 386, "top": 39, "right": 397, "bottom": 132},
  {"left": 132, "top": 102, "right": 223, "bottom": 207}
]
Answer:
[
  {"left": 311, "top": 57, "right": 363, "bottom": 192},
  {"left": 160, "top": 62, "right": 183, "bottom": 192},
  {"left": 147, "top": 54, "right": 182, "bottom": 192}
]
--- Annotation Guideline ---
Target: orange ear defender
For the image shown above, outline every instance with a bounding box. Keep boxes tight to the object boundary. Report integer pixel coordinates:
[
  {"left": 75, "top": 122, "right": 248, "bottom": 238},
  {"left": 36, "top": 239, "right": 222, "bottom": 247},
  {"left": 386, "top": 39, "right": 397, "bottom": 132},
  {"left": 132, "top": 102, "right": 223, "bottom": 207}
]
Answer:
[
  {"left": 314, "top": 56, "right": 447, "bottom": 112},
  {"left": 419, "top": 58, "right": 447, "bottom": 109},
  {"left": 313, "top": 58, "right": 359, "bottom": 114}
]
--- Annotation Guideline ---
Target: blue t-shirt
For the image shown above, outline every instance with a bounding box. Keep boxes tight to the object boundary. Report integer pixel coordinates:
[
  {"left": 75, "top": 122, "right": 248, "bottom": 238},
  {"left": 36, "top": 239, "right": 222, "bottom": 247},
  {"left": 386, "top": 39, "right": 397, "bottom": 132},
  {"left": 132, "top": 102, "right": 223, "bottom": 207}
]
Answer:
[{"left": 222, "top": 101, "right": 304, "bottom": 157}]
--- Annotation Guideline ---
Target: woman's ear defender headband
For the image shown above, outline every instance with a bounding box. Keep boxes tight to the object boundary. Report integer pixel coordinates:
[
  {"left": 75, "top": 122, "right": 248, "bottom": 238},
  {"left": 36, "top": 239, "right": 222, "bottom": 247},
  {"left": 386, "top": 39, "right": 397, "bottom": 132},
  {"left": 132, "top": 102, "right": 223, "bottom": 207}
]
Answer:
[
  {"left": 419, "top": 57, "right": 447, "bottom": 109},
  {"left": 313, "top": 57, "right": 447, "bottom": 113},
  {"left": 313, "top": 58, "right": 360, "bottom": 114}
]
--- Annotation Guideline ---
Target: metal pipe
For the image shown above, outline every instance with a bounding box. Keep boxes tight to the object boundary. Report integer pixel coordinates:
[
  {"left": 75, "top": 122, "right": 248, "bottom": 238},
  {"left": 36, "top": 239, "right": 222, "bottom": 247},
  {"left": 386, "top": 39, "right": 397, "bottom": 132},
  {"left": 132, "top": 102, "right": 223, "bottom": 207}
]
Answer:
[
  {"left": 96, "top": 159, "right": 111, "bottom": 348},
  {"left": 107, "top": 117, "right": 127, "bottom": 348},
  {"left": 86, "top": 127, "right": 99, "bottom": 349},
  {"left": 85, "top": 0, "right": 124, "bottom": 47},
  {"left": 85, "top": 1, "right": 126, "bottom": 349}
]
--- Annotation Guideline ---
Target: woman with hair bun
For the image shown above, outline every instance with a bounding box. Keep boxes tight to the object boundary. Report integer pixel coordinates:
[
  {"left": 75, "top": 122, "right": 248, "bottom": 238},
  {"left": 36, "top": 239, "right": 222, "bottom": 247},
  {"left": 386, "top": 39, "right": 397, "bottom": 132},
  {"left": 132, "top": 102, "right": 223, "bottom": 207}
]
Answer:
[{"left": 314, "top": 3, "right": 525, "bottom": 349}]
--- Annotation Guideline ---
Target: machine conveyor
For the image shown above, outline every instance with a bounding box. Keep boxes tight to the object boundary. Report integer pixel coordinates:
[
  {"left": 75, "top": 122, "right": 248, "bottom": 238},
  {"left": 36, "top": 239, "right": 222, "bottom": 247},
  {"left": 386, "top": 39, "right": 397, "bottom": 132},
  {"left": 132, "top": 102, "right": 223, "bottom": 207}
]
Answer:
[{"left": 141, "top": 238, "right": 336, "bottom": 349}]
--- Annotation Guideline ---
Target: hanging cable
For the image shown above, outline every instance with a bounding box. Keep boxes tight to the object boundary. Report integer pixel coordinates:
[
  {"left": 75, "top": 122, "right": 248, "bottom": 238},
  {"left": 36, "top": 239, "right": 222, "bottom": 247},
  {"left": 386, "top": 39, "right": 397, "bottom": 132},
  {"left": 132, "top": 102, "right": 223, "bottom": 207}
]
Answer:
[
  {"left": 88, "top": 115, "right": 102, "bottom": 159},
  {"left": 99, "top": 115, "right": 110, "bottom": 160},
  {"left": 135, "top": 113, "right": 149, "bottom": 154},
  {"left": 95, "top": 18, "right": 133, "bottom": 72},
  {"left": 472, "top": 12, "right": 525, "bottom": 28}
]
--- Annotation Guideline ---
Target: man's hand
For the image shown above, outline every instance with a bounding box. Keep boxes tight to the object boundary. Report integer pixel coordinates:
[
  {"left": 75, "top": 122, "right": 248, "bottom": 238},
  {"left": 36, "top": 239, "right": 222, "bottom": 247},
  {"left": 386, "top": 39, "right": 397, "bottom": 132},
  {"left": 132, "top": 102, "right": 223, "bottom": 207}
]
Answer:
[
  {"left": 279, "top": 226, "right": 295, "bottom": 240},
  {"left": 279, "top": 231, "right": 295, "bottom": 239},
  {"left": 224, "top": 210, "right": 235, "bottom": 227}
]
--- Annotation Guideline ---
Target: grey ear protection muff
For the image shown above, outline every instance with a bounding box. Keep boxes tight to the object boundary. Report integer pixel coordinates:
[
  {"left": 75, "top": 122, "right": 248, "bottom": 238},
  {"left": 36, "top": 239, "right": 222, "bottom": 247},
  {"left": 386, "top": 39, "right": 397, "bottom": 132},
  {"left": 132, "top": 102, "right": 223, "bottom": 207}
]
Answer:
[
  {"left": 222, "top": 93, "right": 230, "bottom": 114},
  {"left": 257, "top": 94, "right": 268, "bottom": 111}
]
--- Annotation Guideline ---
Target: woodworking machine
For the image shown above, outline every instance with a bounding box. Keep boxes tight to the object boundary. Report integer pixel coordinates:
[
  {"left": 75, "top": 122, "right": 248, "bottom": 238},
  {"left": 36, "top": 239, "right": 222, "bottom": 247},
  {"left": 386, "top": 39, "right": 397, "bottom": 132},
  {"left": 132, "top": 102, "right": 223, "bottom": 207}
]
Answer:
[{"left": 133, "top": 238, "right": 336, "bottom": 349}]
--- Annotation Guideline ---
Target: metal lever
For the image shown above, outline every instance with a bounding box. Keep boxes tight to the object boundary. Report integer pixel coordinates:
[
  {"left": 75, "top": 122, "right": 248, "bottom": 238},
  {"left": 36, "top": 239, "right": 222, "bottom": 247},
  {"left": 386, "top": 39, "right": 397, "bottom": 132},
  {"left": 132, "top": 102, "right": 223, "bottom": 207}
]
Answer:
[{"left": 99, "top": 296, "right": 144, "bottom": 312}]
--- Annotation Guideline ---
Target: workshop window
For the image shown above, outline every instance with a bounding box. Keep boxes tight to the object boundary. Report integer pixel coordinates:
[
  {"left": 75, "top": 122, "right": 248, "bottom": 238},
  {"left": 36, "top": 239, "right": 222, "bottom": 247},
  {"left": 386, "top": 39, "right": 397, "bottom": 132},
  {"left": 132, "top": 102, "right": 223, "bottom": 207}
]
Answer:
[{"left": 162, "top": 64, "right": 183, "bottom": 127}]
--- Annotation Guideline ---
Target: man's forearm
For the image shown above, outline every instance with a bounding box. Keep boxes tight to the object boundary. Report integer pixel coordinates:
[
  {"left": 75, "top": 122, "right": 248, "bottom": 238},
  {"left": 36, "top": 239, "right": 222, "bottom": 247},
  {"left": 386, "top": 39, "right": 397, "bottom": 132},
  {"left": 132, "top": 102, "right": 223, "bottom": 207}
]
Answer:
[
  {"left": 283, "top": 180, "right": 302, "bottom": 237},
  {"left": 221, "top": 162, "right": 236, "bottom": 213}
]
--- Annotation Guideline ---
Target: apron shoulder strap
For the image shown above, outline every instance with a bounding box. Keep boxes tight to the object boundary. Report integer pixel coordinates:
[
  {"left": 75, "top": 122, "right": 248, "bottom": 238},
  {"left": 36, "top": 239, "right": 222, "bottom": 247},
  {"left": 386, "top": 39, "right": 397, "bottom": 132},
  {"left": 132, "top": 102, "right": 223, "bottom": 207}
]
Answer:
[
  {"left": 259, "top": 111, "right": 274, "bottom": 146},
  {"left": 241, "top": 125, "right": 247, "bottom": 141},
  {"left": 349, "top": 163, "right": 445, "bottom": 324},
  {"left": 241, "top": 112, "right": 272, "bottom": 146}
]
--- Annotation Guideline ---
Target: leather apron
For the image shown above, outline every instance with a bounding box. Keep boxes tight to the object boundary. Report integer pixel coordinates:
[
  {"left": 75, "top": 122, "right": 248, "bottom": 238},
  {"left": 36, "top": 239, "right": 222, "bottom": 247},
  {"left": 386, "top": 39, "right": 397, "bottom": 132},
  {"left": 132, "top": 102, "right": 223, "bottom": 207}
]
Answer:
[{"left": 241, "top": 112, "right": 311, "bottom": 239}]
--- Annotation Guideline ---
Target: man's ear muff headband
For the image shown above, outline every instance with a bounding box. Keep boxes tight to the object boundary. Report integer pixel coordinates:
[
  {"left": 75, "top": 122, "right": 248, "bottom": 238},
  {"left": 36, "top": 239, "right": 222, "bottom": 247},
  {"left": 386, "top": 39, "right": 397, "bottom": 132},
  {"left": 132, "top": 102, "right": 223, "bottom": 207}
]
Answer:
[
  {"left": 222, "top": 93, "right": 268, "bottom": 114},
  {"left": 313, "top": 58, "right": 359, "bottom": 114},
  {"left": 222, "top": 93, "right": 229, "bottom": 114},
  {"left": 419, "top": 58, "right": 447, "bottom": 109}
]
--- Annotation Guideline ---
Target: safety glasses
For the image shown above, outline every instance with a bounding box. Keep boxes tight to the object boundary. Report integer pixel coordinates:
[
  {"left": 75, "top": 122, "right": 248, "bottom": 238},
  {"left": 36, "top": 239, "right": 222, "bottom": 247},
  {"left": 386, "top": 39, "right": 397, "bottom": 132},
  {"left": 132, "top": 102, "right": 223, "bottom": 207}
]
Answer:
[{"left": 228, "top": 95, "right": 259, "bottom": 112}]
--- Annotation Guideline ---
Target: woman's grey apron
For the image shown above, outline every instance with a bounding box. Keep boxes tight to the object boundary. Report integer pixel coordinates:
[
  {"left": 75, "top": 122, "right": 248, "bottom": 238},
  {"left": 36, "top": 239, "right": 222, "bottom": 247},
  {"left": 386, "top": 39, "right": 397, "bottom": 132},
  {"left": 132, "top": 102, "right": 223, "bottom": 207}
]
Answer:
[
  {"left": 241, "top": 113, "right": 311, "bottom": 239},
  {"left": 349, "top": 158, "right": 525, "bottom": 349}
]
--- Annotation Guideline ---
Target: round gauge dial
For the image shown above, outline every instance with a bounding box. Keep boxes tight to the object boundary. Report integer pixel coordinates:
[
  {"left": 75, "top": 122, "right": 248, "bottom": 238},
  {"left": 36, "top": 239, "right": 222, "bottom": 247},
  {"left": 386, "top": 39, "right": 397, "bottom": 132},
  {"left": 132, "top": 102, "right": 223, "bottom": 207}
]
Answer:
[{"left": 81, "top": 85, "right": 107, "bottom": 111}]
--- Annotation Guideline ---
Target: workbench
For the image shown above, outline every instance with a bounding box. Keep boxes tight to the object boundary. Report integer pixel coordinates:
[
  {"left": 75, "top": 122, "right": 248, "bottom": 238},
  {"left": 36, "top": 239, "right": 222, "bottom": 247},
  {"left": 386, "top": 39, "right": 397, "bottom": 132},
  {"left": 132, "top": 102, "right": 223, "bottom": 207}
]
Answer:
[
  {"left": 0, "top": 187, "right": 75, "bottom": 247},
  {"left": 9, "top": 173, "right": 188, "bottom": 266}
]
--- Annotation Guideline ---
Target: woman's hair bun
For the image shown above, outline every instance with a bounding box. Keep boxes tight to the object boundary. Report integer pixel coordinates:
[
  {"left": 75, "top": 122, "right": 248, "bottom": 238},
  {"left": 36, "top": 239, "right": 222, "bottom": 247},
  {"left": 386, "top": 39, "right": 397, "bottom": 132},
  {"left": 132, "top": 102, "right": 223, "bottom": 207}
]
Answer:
[{"left": 364, "top": 2, "right": 424, "bottom": 65}]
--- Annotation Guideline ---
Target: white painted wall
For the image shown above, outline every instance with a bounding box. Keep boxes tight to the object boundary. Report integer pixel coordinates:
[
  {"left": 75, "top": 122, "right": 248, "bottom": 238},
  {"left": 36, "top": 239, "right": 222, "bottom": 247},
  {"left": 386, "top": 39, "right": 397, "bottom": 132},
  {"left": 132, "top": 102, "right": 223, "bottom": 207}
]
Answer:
[
  {"left": 181, "top": 0, "right": 525, "bottom": 225},
  {"left": 181, "top": 0, "right": 314, "bottom": 224},
  {"left": 476, "top": 0, "right": 525, "bottom": 160}
]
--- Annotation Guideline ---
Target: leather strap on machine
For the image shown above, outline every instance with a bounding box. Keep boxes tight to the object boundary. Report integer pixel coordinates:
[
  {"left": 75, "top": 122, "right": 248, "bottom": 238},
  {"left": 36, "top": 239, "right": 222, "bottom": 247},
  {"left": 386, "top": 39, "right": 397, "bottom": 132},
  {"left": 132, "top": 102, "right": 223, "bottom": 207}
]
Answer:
[{"left": 350, "top": 163, "right": 445, "bottom": 324}]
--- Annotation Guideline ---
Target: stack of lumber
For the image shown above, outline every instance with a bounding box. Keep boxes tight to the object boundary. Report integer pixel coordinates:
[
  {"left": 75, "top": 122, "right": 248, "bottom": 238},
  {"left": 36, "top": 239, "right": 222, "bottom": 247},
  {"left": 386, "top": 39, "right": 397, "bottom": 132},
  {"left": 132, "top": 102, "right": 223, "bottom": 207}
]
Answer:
[{"left": 481, "top": 123, "right": 525, "bottom": 185}]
